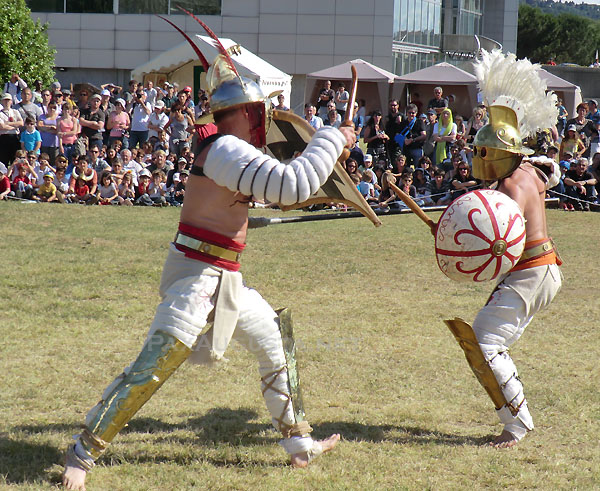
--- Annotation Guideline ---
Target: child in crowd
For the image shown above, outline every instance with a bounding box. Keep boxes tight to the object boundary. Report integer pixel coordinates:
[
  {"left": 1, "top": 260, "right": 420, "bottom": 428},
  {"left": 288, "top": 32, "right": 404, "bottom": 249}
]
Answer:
[
  {"left": 398, "top": 170, "right": 424, "bottom": 207},
  {"left": 70, "top": 175, "right": 92, "bottom": 204},
  {"left": 0, "top": 162, "right": 11, "bottom": 200},
  {"left": 154, "top": 129, "right": 170, "bottom": 152},
  {"left": 378, "top": 171, "right": 399, "bottom": 208},
  {"left": 12, "top": 159, "right": 36, "bottom": 199},
  {"left": 33, "top": 153, "right": 55, "bottom": 191},
  {"left": 53, "top": 164, "right": 69, "bottom": 202},
  {"left": 559, "top": 125, "right": 585, "bottom": 161},
  {"left": 37, "top": 171, "right": 59, "bottom": 202},
  {"left": 118, "top": 170, "right": 135, "bottom": 206},
  {"left": 425, "top": 168, "right": 451, "bottom": 206},
  {"left": 95, "top": 170, "right": 122, "bottom": 205},
  {"left": 20, "top": 117, "right": 42, "bottom": 154},
  {"left": 358, "top": 170, "right": 379, "bottom": 205},
  {"left": 170, "top": 169, "right": 188, "bottom": 206},
  {"left": 147, "top": 169, "right": 168, "bottom": 205},
  {"left": 135, "top": 169, "right": 153, "bottom": 206}
]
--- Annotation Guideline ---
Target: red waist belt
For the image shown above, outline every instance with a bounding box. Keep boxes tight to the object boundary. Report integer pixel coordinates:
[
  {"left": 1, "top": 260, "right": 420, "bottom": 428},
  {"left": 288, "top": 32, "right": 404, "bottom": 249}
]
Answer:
[
  {"left": 511, "top": 238, "right": 562, "bottom": 272},
  {"left": 173, "top": 222, "right": 245, "bottom": 272}
]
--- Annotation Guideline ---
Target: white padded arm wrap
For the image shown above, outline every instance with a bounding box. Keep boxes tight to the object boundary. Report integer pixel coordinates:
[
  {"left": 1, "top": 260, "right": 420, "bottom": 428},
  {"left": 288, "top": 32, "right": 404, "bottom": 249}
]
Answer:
[{"left": 203, "top": 127, "right": 346, "bottom": 205}]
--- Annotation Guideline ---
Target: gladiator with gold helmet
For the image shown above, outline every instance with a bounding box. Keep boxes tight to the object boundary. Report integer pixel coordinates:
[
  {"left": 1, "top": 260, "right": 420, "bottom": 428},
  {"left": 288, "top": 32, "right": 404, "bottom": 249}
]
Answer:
[
  {"left": 444, "top": 49, "right": 563, "bottom": 448},
  {"left": 62, "top": 9, "right": 357, "bottom": 489}
]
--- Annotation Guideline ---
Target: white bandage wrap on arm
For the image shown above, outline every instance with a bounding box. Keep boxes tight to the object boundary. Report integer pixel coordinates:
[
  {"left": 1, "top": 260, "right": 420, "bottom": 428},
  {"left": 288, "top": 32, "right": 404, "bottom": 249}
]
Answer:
[
  {"left": 527, "top": 156, "right": 561, "bottom": 190},
  {"left": 203, "top": 126, "right": 346, "bottom": 205}
]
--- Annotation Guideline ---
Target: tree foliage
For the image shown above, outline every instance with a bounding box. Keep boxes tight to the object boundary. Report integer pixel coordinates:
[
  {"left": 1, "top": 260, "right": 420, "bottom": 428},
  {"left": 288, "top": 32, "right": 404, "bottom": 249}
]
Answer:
[
  {"left": 521, "top": 0, "right": 600, "bottom": 21},
  {"left": 518, "top": 3, "right": 600, "bottom": 65},
  {"left": 0, "top": 0, "right": 56, "bottom": 88}
]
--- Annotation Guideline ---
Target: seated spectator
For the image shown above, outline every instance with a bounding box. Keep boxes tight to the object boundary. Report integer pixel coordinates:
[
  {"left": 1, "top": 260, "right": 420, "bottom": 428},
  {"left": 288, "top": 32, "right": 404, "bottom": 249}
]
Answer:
[
  {"left": 324, "top": 108, "right": 341, "bottom": 129},
  {"left": 304, "top": 104, "right": 323, "bottom": 130},
  {"left": 20, "top": 118, "right": 42, "bottom": 154},
  {"left": 358, "top": 170, "right": 379, "bottom": 205},
  {"left": 147, "top": 149, "right": 172, "bottom": 174},
  {"left": 424, "top": 168, "right": 451, "bottom": 206},
  {"left": 37, "top": 171, "right": 59, "bottom": 202},
  {"left": 417, "top": 155, "right": 434, "bottom": 178},
  {"left": 53, "top": 163, "right": 69, "bottom": 202},
  {"left": 465, "top": 107, "right": 485, "bottom": 144},
  {"left": 566, "top": 103, "right": 595, "bottom": 157},
  {"left": 166, "top": 157, "right": 188, "bottom": 191},
  {"left": 88, "top": 145, "right": 110, "bottom": 175},
  {"left": 450, "top": 162, "right": 480, "bottom": 201},
  {"left": 398, "top": 170, "right": 424, "bottom": 207},
  {"left": 393, "top": 153, "right": 407, "bottom": 175},
  {"left": 167, "top": 169, "right": 188, "bottom": 207},
  {"left": 0, "top": 162, "right": 12, "bottom": 200},
  {"left": 454, "top": 114, "right": 466, "bottom": 142},
  {"left": 378, "top": 171, "right": 399, "bottom": 209},
  {"left": 33, "top": 153, "right": 55, "bottom": 191},
  {"left": 69, "top": 175, "right": 94, "bottom": 204},
  {"left": 345, "top": 158, "right": 361, "bottom": 181},
  {"left": 348, "top": 139, "right": 365, "bottom": 168},
  {"left": 135, "top": 168, "right": 153, "bottom": 206},
  {"left": 147, "top": 169, "right": 168, "bottom": 206},
  {"left": 564, "top": 157, "right": 597, "bottom": 211},
  {"left": 358, "top": 152, "right": 374, "bottom": 175},
  {"left": 118, "top": 170, "right": 135, "bottom": 205},
  {"left": 560, "top": 125, "right": 585, "bottom": 161},
  {"left": 95, "top": 170, "right": 123, "bottom": 205},
  {"left": 11, "top": 159, "right": 36, "bottom": 199},
  {"left": 413, "top": 167, "right": 429, "bottom": 197},
  {"left": 69, "top": 155, "right": 97, "bottom": 197}
]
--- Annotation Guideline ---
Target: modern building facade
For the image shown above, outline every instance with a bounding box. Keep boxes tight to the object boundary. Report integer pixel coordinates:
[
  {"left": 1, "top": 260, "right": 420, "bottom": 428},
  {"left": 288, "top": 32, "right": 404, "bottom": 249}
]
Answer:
[{"left": 28, "top": 0, "right": 517, "bottom": 108}]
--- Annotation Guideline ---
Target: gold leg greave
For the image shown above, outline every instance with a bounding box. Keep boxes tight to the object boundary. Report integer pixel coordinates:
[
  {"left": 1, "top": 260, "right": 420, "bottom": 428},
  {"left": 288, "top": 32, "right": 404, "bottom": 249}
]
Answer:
[
  {"left": 444, "top": 317, "right": 509, "bottom": 411},
  {"left": 79, "top": 330, "right": 191, "bottom": 461}
]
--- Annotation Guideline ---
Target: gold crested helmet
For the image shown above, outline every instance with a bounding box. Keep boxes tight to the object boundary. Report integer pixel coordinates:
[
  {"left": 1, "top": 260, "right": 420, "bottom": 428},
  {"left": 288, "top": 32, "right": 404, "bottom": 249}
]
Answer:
[{"left": 472, "top": 104, "right": 533, "bottom": 181}]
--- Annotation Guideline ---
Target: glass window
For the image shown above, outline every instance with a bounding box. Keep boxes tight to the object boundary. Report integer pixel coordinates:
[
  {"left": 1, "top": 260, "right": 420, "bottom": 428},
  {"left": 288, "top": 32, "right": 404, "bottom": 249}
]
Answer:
[
  {"left": 26, "top": 0, "right": 63, "bottom": 12},
  {"left": 407, "top": 0, "right": 415, "bottom": 44},
  {"left": 168, "top": 0, "right": 221, "bottom": 15},
  {"left": 66, "top": 0, "right": 112, "bottom": 13},
  {"left": 119, "top": 0, "right": 168, "bottom": 14},
  {"left": 400, "top": 0, "right": 408, "bottom": 42}
]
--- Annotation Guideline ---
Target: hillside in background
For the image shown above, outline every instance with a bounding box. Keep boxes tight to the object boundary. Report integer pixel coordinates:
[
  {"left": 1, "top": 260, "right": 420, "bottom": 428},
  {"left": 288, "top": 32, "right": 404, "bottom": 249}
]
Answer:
[{"left": 522, "top": 0, "right": 600, "bottom": 20}]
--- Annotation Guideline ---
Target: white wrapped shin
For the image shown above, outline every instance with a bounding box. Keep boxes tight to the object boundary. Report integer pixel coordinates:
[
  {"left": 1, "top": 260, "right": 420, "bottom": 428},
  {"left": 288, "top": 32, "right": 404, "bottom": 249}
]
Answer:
[
  {"left": 203, "top": 127, "right": 346, "bottom": 205},
  {"left": 488, "top": 351, "right": 533, "bottom": 435}
]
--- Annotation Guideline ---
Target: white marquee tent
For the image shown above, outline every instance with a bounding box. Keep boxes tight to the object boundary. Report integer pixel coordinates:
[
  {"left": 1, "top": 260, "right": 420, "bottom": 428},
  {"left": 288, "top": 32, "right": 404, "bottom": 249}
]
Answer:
[{"left": 132, "top": 35, "right": 292, "bottom": 105}]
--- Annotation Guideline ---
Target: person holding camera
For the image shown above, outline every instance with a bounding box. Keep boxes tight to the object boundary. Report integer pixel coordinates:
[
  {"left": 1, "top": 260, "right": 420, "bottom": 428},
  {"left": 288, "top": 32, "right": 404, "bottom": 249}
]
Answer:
[{"left": 129, "top": 90, "right": 151, "bottom": 150}]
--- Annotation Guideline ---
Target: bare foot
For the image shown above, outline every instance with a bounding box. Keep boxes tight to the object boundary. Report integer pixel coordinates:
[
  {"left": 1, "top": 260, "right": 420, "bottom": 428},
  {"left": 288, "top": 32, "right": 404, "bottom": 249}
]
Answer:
[
  {"left": 490, "top": 429, "right": 520, "bottom": 448},
  {"left": 62, "top": 448, "right": 88, "bottom": 490},
  {"left": 290, "top": 433, "right": 340, "bottom": 468}
]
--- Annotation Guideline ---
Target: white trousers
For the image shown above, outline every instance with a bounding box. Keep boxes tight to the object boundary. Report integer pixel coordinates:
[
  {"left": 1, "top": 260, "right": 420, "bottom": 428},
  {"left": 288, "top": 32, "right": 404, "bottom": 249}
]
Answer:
[
  {"left": 473, "top": 264, "right": 562, "bottom": 435},
  {"left": 88, "top": 245, "right": 313, "bottom": 455}
]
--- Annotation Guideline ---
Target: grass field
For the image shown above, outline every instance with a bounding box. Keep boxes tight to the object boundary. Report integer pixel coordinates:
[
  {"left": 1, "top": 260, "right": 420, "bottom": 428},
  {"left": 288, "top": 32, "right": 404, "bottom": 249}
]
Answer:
[{"left": 0, "top": 202, "right": 599, "bottom": 490}]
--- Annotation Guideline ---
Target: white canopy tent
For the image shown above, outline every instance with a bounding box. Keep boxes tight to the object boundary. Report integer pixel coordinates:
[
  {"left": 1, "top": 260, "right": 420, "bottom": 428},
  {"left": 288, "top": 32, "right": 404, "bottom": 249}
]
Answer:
[
  {"left": 538, "top": 69, "right": 582, "bottom": 118},
  {"left": 132, "top": 35, "right": 292, "bottom": 105}
]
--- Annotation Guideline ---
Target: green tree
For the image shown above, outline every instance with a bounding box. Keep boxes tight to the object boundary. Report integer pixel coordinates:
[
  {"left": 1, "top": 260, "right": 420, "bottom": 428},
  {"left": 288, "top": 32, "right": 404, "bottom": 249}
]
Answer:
[{"left": 0, "top": 0, "right": 56, "bottom": 88}]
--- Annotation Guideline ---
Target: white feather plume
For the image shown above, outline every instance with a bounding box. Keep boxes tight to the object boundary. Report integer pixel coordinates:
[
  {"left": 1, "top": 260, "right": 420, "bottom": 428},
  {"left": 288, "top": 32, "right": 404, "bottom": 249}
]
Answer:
[{"left": 474, "top": 49, "right": 558, "bottom": 138}]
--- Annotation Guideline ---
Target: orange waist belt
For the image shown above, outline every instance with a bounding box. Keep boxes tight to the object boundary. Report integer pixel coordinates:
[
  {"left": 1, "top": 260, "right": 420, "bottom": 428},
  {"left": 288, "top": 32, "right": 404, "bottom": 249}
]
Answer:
[{"left": 511, "top": 238, "right": 562, "bottom": 272}]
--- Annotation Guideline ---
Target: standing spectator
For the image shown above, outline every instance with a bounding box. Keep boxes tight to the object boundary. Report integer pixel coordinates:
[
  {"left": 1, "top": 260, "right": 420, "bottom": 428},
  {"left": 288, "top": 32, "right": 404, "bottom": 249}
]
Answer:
[
  {"left": 410, "top": 92, "right": 423, "bottom": 115},
  {"left": 51, "top": 91, "right": 65, "bottom": 115},
  {"left": 454, "top": 115, "right": 466, "bottom": 141},
  {"left": 107, "top": 98, "right": 130, "bottom": 149},
  {"left": 0, "top": 93, "right": 24, "bottom": 165},
  {"left": 31, "top": 80, "right": 43, "bottom": 104},
  {"left": 79, "top": 94, "right": 105, "bottom": 150},
  {"left": 316, "top": 80, "right": 335, "bottom": 120},
  {"left": 304, "top": 104, "right": 323, "bottom": 130},
  {"left": 76, "top": 90, "right": 90, "bottom": 112},
  {"left": 363, "top": 110, "right": 389, "bottom": 163},
  {"left": 396, "top": 104, "right": 427, "bottom": 167},
  {"left": 17, "top": 87, "right": 42, "bottom": 123},
  {"left": 465, "top": 107, "right": 485, "bottom": 144},
  {"left": 148, "top": 100, "right": 169, "bottom": 145},
  {"left": 62, "top": 89, "right": 77, "bottom": 111},
  {"left": 38, "top": 103, "right": 60, "bottom": 165},
  {"left": 351, "top": 101, "right": 363, "bottom": 142},
  {"left": 129, "top": 90, "right": 151, "bottom": 149},
  {"left": 122, "top": 80, "right": 139, "bottom": 106},
  {"left": 99, "top": 89, "right": 115, "bottom": 147},
  {"left": 566, "top": 103, "right": 595, "bottom": 158},
  {"left": 274, "top": 94, "right": 289, "bottom": 111},
  {"left": 144, "top": 80, "right": 158, "bottom": 109},
  {"left": 427, "top": 86, "right": 448, "bottom": 115},
  {"left": 564, "top": 157, "right": 597, "bottom": 210},
  {"left": 423, "top": 109, "right": 437, "bottom": 159},
  {"left": 3, "top": 73, "right": 27, "bottom": 104},
  {"left": 385, "top": 99, "right": 403, "bottom": 162},
  {"left": 334, "top": 82, "right": 349, "bottom": 118},
  {"left": 556, "top": 98, "right": 568, "bottom": 137},
  {"left": 164, "top": 103, "right": 194, "bottom": 157},
  {"left": 161, "top": 82, "right": 177, "bottom": 111},
  {"left": 433, "top": 108, "right": 457, "bottom": 167},
  {"left": 20, "top": 118, "right": 42, "bottom": 155},
  {"left": 57, "top": 104, "right": 80, "bottom": 170},
  {"left": 587, "top": 99, "right": 600, "bottom": 125}
]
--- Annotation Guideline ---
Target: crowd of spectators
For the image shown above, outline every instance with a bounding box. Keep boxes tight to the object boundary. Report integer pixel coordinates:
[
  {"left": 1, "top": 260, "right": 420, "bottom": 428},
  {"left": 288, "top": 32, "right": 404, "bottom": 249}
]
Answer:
[
  {"left": 1, "top": 75, "right": 598, "bottom": 211},
  {"left": 0, "top": 74, "right": 215, "bottom": 206}
]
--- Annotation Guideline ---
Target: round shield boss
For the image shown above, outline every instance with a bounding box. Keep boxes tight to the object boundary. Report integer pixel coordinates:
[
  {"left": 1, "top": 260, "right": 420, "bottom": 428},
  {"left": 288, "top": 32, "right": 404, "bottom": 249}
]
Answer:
[{"left": 435, "top": 189, "right": 526, "bottom": 282}]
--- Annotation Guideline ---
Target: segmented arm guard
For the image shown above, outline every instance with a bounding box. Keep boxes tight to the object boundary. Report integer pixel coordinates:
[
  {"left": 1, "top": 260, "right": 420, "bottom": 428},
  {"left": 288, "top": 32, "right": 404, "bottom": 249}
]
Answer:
[{"left": 203, "top": 127, "right": 346, "bottom": 205}]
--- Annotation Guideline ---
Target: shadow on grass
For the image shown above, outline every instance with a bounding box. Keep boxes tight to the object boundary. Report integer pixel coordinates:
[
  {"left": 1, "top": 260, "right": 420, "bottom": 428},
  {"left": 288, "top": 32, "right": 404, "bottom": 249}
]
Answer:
[{"left": 0, "top": 437, "right": 62, "bottom": 484}]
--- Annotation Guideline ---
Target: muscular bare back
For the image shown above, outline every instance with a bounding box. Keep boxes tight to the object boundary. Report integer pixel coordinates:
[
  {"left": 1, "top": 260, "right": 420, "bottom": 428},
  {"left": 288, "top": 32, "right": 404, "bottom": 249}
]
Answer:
[{"left": 498, "top": 162, "right": 548, "bottom": 242}]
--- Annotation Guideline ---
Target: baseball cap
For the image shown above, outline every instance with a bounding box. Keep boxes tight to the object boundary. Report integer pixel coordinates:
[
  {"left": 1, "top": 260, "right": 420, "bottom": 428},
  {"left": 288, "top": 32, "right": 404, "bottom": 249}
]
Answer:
[
  {"left": 178, "top": 157, "right": 187, "bottom": 164},
  {"left": 588, "top": 99, "right": 598, "bottom": 106},
  {"left": 183, "top": 86, "right": 192, "bottom": 93},
  {"left": 63, "top": 89, "right": 71, "bottom": 96},
  {"left": 101, "top": 89, "right": 111, "bottom": 96},
  {"left": 1, "top": 93, "right": 12, "bottom": 100},
  {"left": 0, "top": 162, "right": 7, "bottom": 174},
  {"left": 364, "top": 154, "right": 373, "bottom": 162},
  {"left": 139, "top": 169, "right": 152, "bottom": 178},
  {"left": 180, "top": 169, "right": 190, "bottom": 176},
  {"left": 567, "top": 124, "right": 577, "bottom": 132},
  {"left": 115, "top": 98, "right": 126, "bottom": 108},
  {"left": 427, "top": 109, "right": 436, "bottom": 115},
  {"left": 90, "top": 94, "right": 102, "bottom": 101},
  {"left": 44, "top": 171, "right": 55, "bottom": 179},
  {"left": 154, "top": 100, "right": 165, "bottom": 109}
]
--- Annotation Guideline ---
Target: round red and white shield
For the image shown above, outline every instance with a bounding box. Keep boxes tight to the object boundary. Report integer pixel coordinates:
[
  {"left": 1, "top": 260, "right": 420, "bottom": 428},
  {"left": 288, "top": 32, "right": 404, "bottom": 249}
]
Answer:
[{"left": 435, "top": 189, "right": 526, "bottom": 282}]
